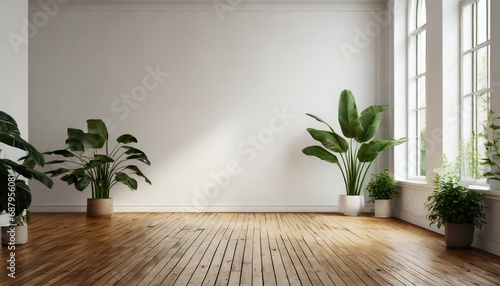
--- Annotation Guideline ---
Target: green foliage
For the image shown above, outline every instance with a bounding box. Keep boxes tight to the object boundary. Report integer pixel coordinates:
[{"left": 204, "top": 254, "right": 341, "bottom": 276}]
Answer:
[
  {"left": 45, "top": 119, "right": 151, "bottom": 199},
  {"left": 365, "top": 170, "right": 398, "bottom": 203},
  {"left": 425, "top": 155, "right": 486, "bottom": 229},
  {"left": 302, "top": 89, "right": 408, "bottom": 195},
  {"left": 482, "top": 110, "right": 500, "bottom": 180},
  {"left": 0, "top": 111, "right": 53, "bottom": 225}
]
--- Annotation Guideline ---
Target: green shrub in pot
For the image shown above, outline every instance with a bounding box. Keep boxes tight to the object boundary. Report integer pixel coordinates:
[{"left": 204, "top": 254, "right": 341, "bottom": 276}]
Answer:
[{"left": 365, "top": 170, "right": 398, "bottom": 203}]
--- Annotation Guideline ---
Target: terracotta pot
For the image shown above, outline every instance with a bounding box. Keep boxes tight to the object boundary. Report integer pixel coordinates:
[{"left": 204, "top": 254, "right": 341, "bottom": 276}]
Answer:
[
  {"left": 1, "top": 225, "right": 28, "bottom": 246},
  {"left": 343, "top": 195, "right": 364, "bottom": 216},
  {"left": 374, "top": 199, "right": 392, "bottom": 218},
  {"left": 87, "top": 198, "right": 114, "bottom": 218},
  {"left": 445, "top": 223, "right": 475, "bottom": 249}
]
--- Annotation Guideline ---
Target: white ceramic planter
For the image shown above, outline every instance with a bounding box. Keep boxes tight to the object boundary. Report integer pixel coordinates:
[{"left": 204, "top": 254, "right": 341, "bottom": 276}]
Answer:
[
  {"left": 374, "top": 199, "right": 392, "bottom": 218},
  {"left": 338, "top": 194, "right": 346, "bottom": 214},
  {"left": 343, "top": 195, "right": 364, "bottom": 216},
  {"left": 1, "top": 225, "right": 28, "bottom": 245}
]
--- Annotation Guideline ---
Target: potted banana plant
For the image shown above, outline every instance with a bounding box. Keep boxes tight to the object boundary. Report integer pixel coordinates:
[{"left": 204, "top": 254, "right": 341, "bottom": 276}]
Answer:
[
  {"left": 302, "top": 89, "right": 407, "bottom": 216},
  {"left": 0, "top": 111, "right": 53, "bottom": 245},
  {"left": 45, "top": 119, "right": 151, "bottom": 217}
]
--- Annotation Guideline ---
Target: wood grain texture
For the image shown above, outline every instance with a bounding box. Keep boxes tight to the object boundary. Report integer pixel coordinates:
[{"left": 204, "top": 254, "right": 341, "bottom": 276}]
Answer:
[{"left": 1, "top": 212, "right": 500, "bottom": 285}]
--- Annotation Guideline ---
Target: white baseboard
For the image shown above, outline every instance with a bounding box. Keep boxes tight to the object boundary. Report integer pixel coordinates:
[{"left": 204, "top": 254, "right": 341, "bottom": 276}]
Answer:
[
  {"left": 472, "top": 234, "right": 500, "bottom": 257},
  {"left": 393, "top": 208, "right": 444, "bottom": 235},
  {"left": 30, "top": 204, "right": 343, "bottom": 213}
]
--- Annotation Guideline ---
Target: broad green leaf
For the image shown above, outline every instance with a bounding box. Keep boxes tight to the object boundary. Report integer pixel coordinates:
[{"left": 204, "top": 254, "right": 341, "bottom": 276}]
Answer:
[
  {"left": 356, "top": 105, "right": 390, "bottom": 142},
  {"left": 122, "top": 146, "right": 151, "bottom": 165},
  {"left": 87, "top": 119, "right": 108, "bottom": 141},
  {"left": 0, "top": 134, "right": 45, "bottom": 166},
  {"left": 305, "top": 113, "right": 335, "bottom": 133},
  {"left": 82, "top": 133, "right": 105, "bottom": 150},
  {"left": 302, "top": 146, "right": 339, "bottom": 164},
  {"left": 0, "top": 111, "right": 20, "bottom": 134},
  {"left": 338, "top": 89, "right": 363, "bottom": 138},
  {"left": 115, "top": 172, "right": 138, "bottom": 190},
  {"left": 44, "top": 149, "right": 75, "bottom": 158},
  {"left": 94, "top": 154, "right": 114, "bottom": 163},
  {"left": 357, "top": 138, "right": 408, "bottom": 162},
  {"left": 306, "top": 128, "right": 348, "bottom": 153},
  {"left": 75, "top": 175, "right": 92, "bottom": 191},
  {"left": 66, "top": 128, "right": 85, "bottom": 152},
  {"left": 1, "top": 159, "right": 53, "bottom": 188},
  {"left": 45, "top": 168, "right": 71, "bottom": 177},
  {"left": 117, "top": 134, "right": 138, "bottom": 144},
  {"left": 126, "top": 155, "right": 151, "bottom": 165},
  {"left": 125, "top": 165, "right": 152, "bottom": 184}
]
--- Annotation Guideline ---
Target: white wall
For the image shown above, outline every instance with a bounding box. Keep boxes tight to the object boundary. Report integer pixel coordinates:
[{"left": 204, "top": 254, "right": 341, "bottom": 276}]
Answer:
[
  {"left": 28, "top": 0, "right": 389, "bottom": 212},
  {"left": 0, "top": 0, "right": 29, "bottom": 161},
  {"left": 0, "top": 0, "right": 29, "bottom": 226}
]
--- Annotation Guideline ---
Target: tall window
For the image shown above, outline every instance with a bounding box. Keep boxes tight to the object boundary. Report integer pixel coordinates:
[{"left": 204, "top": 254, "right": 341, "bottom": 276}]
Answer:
[
  {"left": 462, "top": 0, "right": 490, "bottom": 180},
  {"left": 408, "top": 0, "right": 427, "bottom": 178}
]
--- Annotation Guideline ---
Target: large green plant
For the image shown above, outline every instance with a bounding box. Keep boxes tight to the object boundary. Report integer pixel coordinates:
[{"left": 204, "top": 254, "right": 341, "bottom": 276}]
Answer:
[
  {"left": 365, "top": 170, "right": 398, "bottom": 203},
  {"left": 45, "top": 119, "right": 151, "bottom": 199},
  {"left": 302, "top": 89, "right": 407, "bottom": 196},
  {"left": 0, "top": 111, "right": 53, "bottom": 225},
  {"left": 426, "top": 156, "right": 485, "bottom": 229}
]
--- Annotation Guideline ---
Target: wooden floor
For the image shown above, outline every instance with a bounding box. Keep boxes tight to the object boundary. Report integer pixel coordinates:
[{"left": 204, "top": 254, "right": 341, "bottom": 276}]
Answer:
[{"left": 1, "top": 213, "right": 500, "bottom": 286}]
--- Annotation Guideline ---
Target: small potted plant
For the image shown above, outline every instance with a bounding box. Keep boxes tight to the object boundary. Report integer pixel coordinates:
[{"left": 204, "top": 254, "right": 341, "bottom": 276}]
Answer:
[
  {"left": 365, "top": 170, "right": 398, "bottom": 218},
  {"left": 302, "top": 89, "right": 407, "bottom": 216},
  {"left": 425, "top": 155, "right": 486, "bottom": 248},
  {"left": 45, "top": 119, "right": 151, "bottom": 217},
  {"left": 0, "top": 111, "right": 53, "bottom": 245}
]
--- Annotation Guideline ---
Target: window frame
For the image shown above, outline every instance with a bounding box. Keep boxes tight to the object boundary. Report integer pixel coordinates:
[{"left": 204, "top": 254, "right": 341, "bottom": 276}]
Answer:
[
  {"left": 407, "top": 0, "right": 427, "bottom": 181},
  {"left": 460, "top": 0, "right": 491, "bottom": 186}
]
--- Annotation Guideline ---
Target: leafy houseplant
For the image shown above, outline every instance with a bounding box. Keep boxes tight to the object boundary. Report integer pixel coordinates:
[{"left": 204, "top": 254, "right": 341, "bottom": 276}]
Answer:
[
  {"left": 365, "top": 170, "right": 398, "bottom": 218},
  {"left": 365, "top": 170, "right": 398, "bottom": 202},
  {"left": 0, "top": 111, "right": 53, "bottom": 245},
  {"left": 45, "top": 119, "right": 151, "bottom": 217},
  {"left": 302, "top": 89, "right": 407, "bottom": 215},
  {"left": 425, "top": 155, "right": 486, "bottom": 248}
]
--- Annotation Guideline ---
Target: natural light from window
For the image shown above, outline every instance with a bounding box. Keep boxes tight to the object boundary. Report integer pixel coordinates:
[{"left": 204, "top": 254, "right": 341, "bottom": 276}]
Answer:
[
  {"left": 408, "top": 0, "right": 427, "bottom": 179},
  {"left": 461, "top": 0, "right": 490, "bottom": 182}
]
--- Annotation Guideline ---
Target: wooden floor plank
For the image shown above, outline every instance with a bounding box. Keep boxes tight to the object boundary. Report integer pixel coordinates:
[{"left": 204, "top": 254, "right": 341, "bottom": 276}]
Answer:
[{"left": 1, "top": 212, "right": 500, "bottom": 286}]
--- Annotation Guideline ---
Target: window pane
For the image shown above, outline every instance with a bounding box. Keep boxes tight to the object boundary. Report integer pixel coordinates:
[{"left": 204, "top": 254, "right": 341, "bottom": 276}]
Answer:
[
  {"left": 409, "top": 0, "right": 417, "bottom": 32},
  {"left": 417, "top": 30, "right": 426, "bottom": 74},
  {"left": 418, "top": 76, "right": 426, "bottom": 108},
  {"left": 417, "top": 0, "right": 427, "bottom": 28},
  {"left": 463, "top": 95, "right": 473, "bottom": 137},
  {"left": 418, "top": 109, "right": 426, "bottom": 177},
  {"left": 477, "top": 0, "right": 488, "bottom": 44},
  {"left": 463, "top": 53, "right": 473, "bottom": 95},
  {"left": 463, "top": 4, "right": 473, "bottom": 51},
  {"left": 476, "top": 92, "right": 489, "bottom": 128},
  {"left": 476, "top": 46, "right": 489, "bottom": 91}
]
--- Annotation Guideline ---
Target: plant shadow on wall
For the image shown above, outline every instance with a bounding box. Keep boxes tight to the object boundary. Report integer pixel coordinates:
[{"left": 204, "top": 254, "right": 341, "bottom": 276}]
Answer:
[
  {"left": 0, "top": 111, "right": 53, "bottom": 245},
  {"left": 425, "top": 153, "right": 485, "bottom": 249},
  {"left": 44, "top": 119, "right": 151, "bottom": 217},
  {"left": 302, "top": 89, "right": 407, "bottom": 216}
]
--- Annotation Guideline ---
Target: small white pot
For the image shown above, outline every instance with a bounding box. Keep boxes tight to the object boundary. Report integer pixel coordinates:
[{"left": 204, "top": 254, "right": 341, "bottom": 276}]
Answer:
[
  {"left": 343, "top": 195, "right": 364, "bottom": 216},
  {"left": 1, "top": 225, "right": 28, "bottom": 246},
  {"left": 374, "top": 199, "right": 392, "bottom": 218}
]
